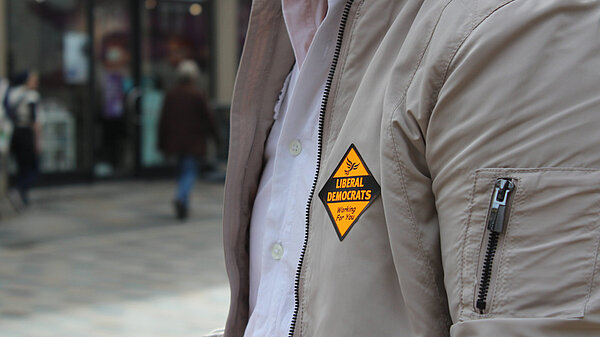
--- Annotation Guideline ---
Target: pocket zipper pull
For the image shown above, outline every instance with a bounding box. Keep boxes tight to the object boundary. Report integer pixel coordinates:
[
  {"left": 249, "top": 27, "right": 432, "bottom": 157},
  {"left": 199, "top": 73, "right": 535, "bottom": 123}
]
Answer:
[
  {"left": 476, "top": 178, "right": 516, "bottom": 314},
  {"left": 487, "top": 178, "right": 515, "bottom": 233}
]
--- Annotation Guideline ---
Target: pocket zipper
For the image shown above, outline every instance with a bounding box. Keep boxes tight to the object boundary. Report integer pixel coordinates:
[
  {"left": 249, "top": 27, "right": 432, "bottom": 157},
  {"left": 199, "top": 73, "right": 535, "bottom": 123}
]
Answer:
[{"left": 476, "top": 178, "right": 515, "bottom": 314}]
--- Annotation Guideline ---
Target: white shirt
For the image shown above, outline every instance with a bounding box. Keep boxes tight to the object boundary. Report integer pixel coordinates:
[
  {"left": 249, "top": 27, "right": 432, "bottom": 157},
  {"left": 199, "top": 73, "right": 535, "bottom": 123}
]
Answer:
[
  {"left": 243, "top": 1, "right": 344, "bottom": 336},
  {"left": 7, "top": 86, "right": 41, "bottom": 127}
]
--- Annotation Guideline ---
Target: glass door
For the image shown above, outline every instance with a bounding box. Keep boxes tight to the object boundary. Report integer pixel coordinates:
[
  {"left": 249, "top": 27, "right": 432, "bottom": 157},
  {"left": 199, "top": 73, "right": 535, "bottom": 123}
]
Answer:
[
  {"left": 91, "top": 0, "right": 212, "bottom": 178},
  {"left": 139, "top": 0, "right": 213, "bottom": 172},
  {"left": 92, "top": 0, "right": 136, "bottom": 177}
]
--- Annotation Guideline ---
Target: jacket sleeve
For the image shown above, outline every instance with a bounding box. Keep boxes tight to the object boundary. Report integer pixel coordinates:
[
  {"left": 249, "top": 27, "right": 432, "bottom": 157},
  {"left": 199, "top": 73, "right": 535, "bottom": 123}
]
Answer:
[
  {"left": 157, "top": 92, "right": 171, "bottom": 153},
  {"left": 197, "top": 93, "right": 221, "bottom": 145},
  {"left": 425, "top": 1, "right": 600, "bottom": 335}
]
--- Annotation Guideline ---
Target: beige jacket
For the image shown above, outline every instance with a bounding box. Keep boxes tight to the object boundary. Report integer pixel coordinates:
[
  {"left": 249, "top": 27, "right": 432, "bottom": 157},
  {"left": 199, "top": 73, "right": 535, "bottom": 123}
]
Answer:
[{"left": 224, "top": 0, "right": 600, "bottom": 336}]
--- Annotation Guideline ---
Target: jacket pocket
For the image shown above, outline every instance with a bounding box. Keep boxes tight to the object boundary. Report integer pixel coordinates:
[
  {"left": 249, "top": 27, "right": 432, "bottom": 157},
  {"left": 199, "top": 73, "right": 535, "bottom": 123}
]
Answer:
[{"left": 462, "top": 168, "right": 600, "bottom": 319}]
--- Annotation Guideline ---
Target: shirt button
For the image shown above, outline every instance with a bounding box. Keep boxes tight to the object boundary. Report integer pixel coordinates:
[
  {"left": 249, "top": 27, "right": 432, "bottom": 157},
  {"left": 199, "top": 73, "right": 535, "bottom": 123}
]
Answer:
[
  {"left": 289, "top": 140, "right": 302, "bottom": 156},
  {"left": 271, "top": 243, "right": 284, "bottom": 260}
]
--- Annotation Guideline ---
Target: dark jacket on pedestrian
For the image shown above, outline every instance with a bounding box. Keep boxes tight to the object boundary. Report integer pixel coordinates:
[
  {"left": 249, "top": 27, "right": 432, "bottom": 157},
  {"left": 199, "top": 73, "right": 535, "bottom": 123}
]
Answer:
[{"left": 158, "top": 83, "right": 218, "bottom": 157}]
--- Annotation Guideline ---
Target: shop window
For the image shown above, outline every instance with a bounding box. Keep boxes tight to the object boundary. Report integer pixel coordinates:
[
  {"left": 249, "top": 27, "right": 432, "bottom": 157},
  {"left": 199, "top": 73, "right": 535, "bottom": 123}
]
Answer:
[{"left": 7, "top": 0, "right": 89, "bottom": 174}]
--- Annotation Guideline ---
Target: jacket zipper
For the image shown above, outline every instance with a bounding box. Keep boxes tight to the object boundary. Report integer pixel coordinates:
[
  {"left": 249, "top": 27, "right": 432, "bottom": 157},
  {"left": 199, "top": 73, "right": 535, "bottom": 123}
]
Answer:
[
  {"left": 288, "top": 0, "right": 355, "bottom": 336},
  {"left": 475, "top": 178, "right": 515, "bottom": 314}
]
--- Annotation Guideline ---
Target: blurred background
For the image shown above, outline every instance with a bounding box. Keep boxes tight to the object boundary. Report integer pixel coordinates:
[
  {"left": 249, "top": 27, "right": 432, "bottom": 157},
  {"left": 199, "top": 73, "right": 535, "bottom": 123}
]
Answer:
[{"left": 0, "top": 0, "right": 252, "bottom": 335}]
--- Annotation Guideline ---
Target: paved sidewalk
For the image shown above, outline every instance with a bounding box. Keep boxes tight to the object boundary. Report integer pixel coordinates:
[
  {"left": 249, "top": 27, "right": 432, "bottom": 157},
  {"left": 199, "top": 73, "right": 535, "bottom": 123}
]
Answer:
[{"left": 0, "top": 180, "right": 229, "bottom": 337}]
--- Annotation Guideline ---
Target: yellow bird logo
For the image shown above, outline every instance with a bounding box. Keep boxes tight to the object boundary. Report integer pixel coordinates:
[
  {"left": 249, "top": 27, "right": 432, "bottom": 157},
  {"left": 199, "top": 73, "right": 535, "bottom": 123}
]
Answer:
[{"left": 345, "top": 158, "right": 359, "bottom": 175}]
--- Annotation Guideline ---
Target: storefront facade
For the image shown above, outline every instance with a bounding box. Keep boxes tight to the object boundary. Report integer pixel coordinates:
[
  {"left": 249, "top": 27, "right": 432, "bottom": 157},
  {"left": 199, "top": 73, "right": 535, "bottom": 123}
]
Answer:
[{"left": 0, "top": 0, "right": 250, "bottom": 184}]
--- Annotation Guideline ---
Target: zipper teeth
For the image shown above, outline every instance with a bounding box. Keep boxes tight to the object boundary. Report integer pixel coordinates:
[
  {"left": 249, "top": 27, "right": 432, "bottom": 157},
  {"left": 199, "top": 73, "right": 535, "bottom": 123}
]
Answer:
[
  {"left": 288, "top": 1, "right": 355, "bottom": 336},
  {"left": 476, "top": 227, "right": 500, "bottom": 313}
]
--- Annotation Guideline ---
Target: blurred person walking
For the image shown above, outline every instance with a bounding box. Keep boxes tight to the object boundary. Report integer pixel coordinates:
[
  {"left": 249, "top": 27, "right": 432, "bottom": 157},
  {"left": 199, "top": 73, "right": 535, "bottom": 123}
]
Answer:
[
  {"left": 158, "top": 60, "right": 219, "bottom": 220},
  {"left": 5, "top": 70, "right": 41, "bottom": 207}
]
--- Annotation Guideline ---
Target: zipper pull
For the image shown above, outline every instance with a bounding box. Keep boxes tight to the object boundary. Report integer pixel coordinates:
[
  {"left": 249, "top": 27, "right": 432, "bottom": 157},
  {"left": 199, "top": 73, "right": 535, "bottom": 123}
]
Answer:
[{"left": 487, "top": 178, "right": 515, "bottom": 233}]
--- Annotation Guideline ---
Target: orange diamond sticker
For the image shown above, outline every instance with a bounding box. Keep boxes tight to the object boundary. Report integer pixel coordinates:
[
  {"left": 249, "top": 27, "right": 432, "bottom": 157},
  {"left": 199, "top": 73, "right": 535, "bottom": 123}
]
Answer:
[{"left": 318, "top": 144, "right": 381, "bottom": 241}]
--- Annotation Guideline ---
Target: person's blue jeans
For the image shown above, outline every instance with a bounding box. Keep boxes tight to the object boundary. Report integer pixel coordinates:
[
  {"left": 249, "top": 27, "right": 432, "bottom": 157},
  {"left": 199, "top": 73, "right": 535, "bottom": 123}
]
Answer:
[{"left": 176, "top": 155, "right": 199, "bottom": 207}]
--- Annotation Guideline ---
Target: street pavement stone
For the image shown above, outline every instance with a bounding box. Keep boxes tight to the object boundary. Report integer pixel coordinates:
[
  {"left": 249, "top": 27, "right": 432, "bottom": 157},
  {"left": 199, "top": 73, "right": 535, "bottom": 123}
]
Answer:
[{"left": 0, "top": 180, "right": 230, "bottom": 336}]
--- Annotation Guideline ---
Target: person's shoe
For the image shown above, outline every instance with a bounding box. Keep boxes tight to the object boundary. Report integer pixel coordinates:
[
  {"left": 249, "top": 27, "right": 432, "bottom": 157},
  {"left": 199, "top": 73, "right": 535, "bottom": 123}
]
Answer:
[
  {"left": 174, "top": 200, "right": 188, "bottom": 221},
  {"left": 7, "top": 189, "right": 24, "bottom": 212},
  {"left": 18, "top": 188, "right": 29, "bottom": 207}
]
